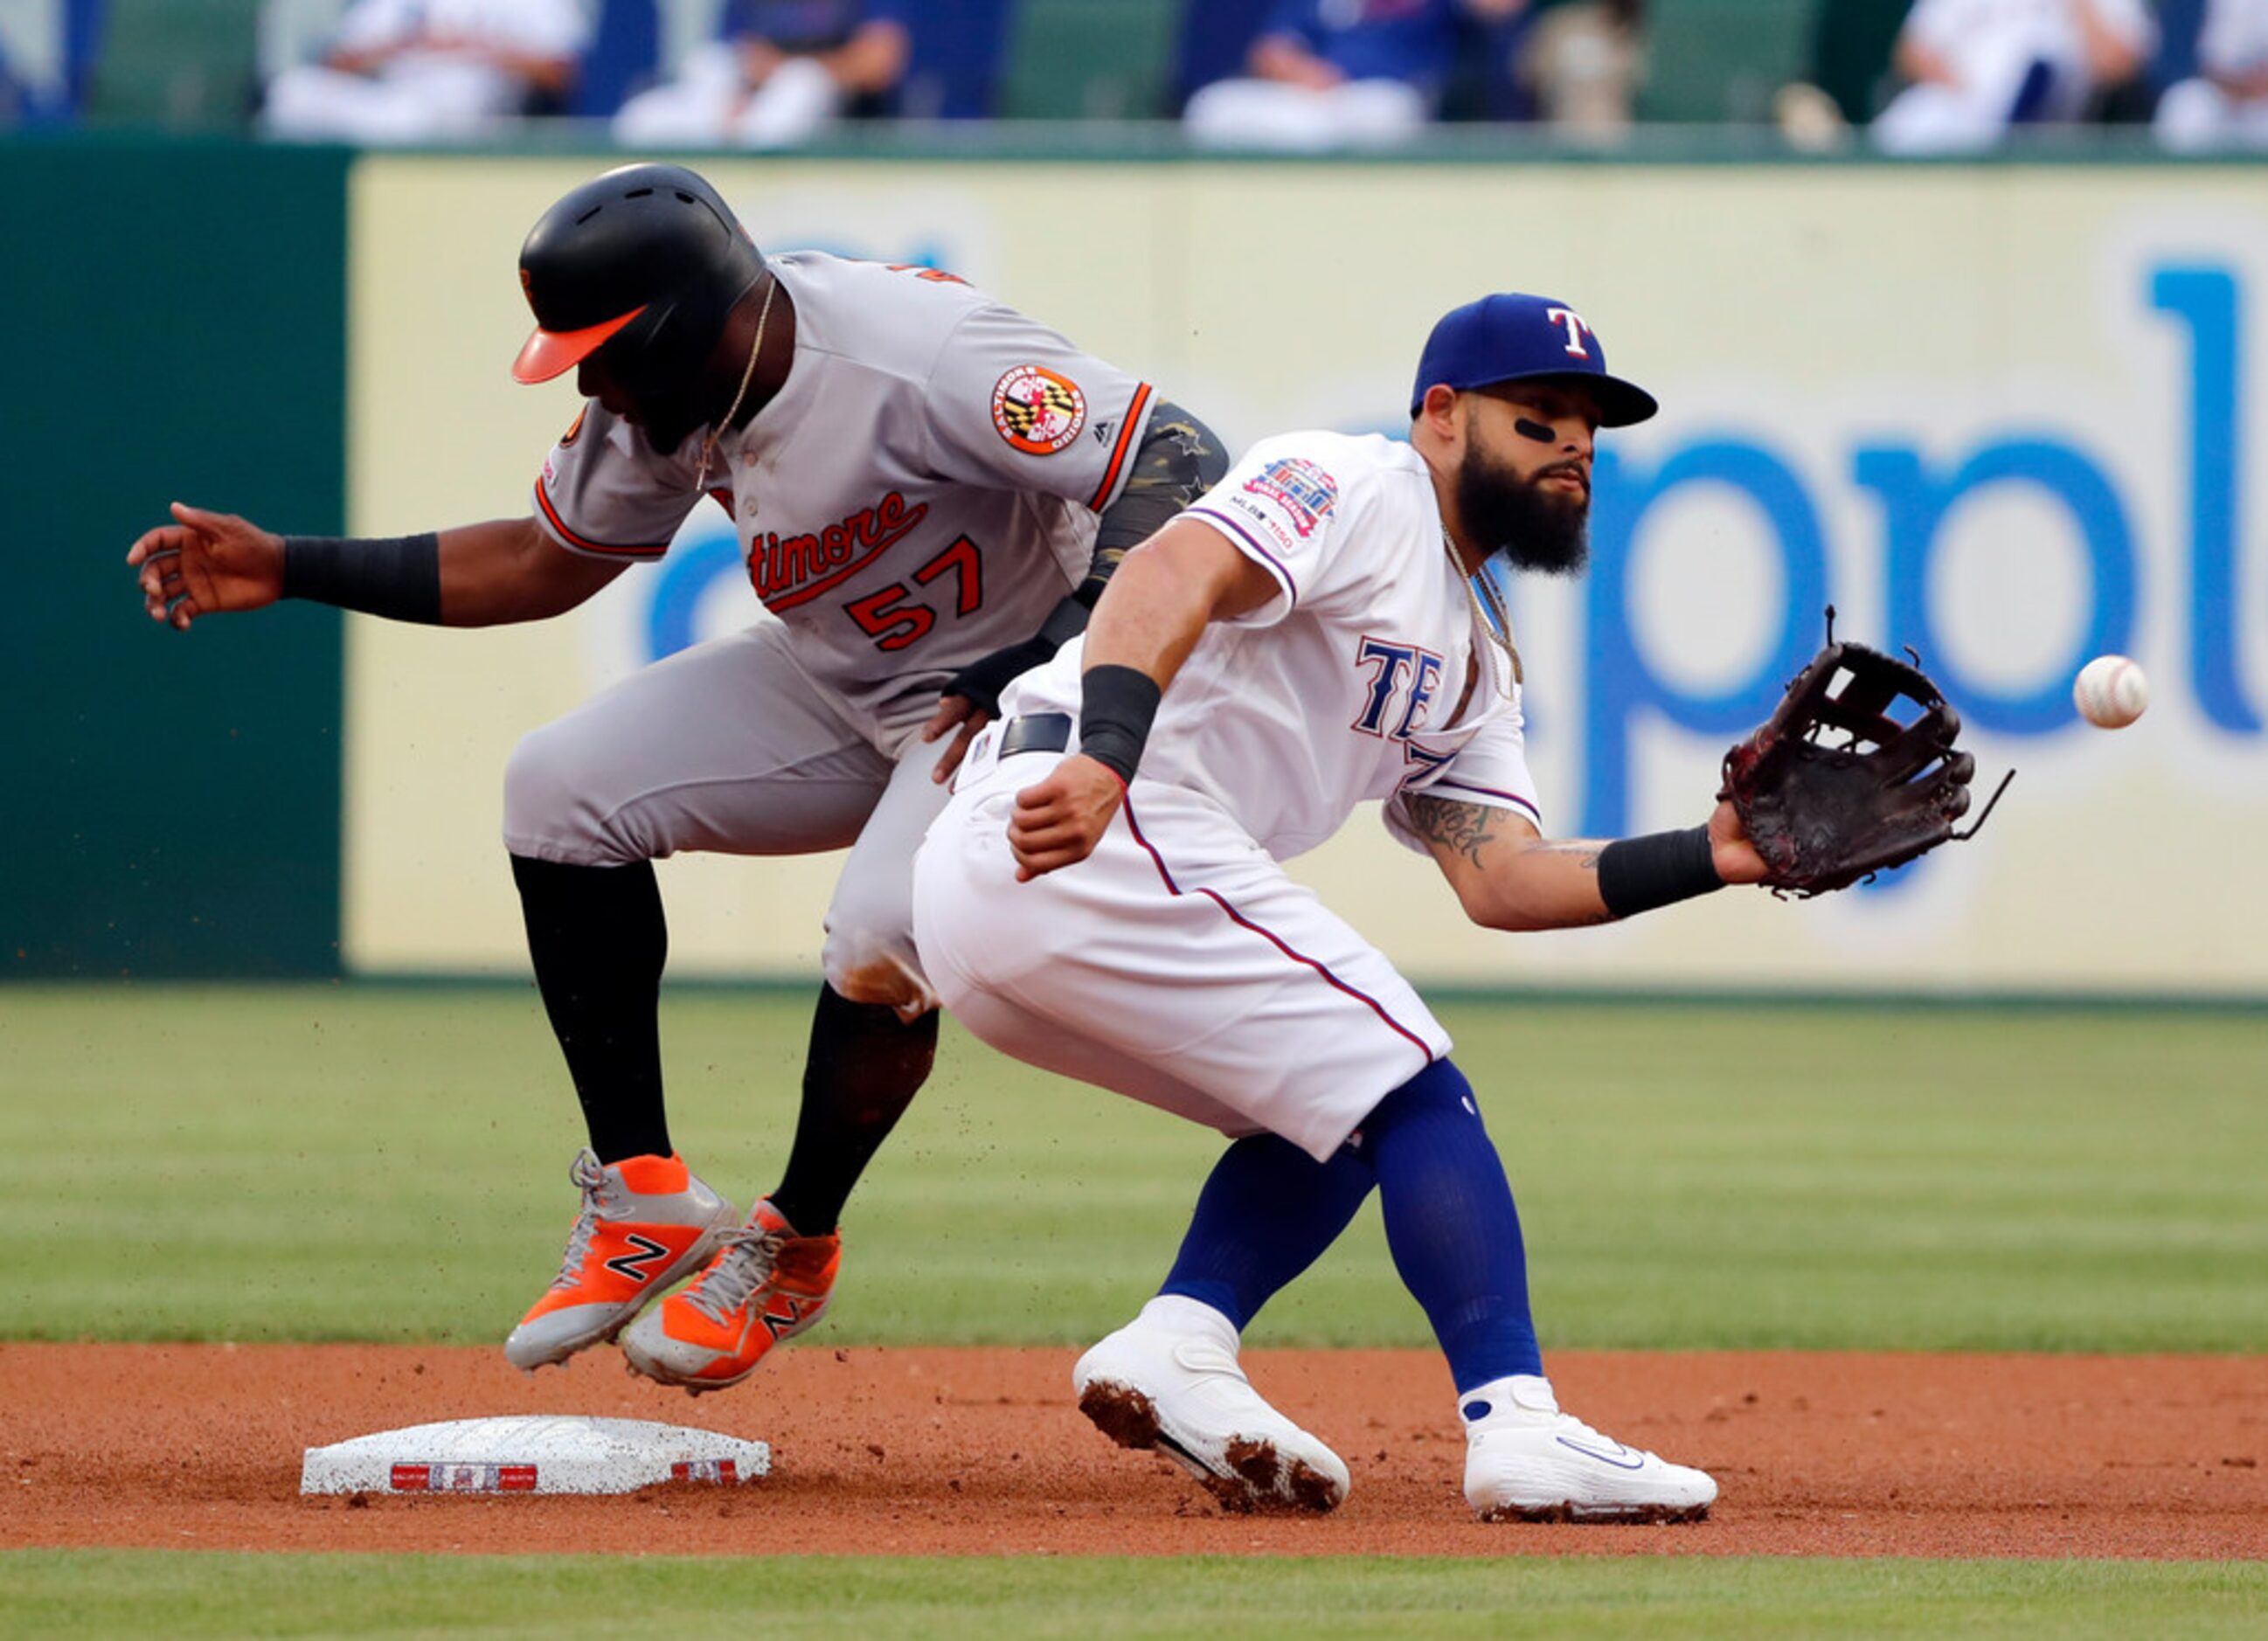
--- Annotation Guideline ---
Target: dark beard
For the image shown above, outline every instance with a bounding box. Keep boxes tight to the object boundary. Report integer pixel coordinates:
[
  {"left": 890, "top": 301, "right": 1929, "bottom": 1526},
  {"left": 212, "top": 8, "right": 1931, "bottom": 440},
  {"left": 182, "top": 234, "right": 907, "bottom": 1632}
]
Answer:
[
  {"left": 1455, "top": 443, "right": 1590, "bottom": 577},
  {"left": 635, "top": 394, "right": 708, "bottom": 456}
]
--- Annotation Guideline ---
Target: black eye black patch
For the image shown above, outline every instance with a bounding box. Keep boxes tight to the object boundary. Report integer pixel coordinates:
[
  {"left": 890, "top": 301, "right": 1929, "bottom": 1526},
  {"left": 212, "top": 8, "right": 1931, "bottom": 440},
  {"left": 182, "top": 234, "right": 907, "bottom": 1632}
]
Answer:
[{"left": 1514, "top": 418, "right": 1557, "bottom": 444}]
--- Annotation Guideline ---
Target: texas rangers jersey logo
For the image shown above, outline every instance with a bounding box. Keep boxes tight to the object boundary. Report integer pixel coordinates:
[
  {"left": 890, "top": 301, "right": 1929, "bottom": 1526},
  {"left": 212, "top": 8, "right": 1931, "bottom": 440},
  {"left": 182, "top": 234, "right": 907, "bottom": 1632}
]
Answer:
[
  {"left": 1351, "top": 635, "right": 1446, "bottom": 740},
  {"left": 991, "top": 364, "right": 1088, "bottom": 454},
  {"left": 1241, "top": 458, "right": 1340, "bottom": 539}
]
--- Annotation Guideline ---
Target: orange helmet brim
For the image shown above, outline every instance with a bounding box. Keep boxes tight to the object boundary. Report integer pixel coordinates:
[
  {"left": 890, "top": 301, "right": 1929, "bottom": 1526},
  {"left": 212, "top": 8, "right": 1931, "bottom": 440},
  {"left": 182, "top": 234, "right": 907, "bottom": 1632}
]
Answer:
[{"left": 510, "top": 304, "right": 648, "bottom": 384}]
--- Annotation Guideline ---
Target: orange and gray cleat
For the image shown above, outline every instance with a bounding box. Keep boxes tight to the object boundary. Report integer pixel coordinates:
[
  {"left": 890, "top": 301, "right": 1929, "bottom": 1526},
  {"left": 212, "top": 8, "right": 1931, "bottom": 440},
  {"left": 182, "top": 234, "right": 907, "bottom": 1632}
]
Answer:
[
  {"left": 503, "top": 1149, "right": 738, "bottom": 1372},
  {"left": 621, "top": 1199, "right": 840, "bottom": 1393}
]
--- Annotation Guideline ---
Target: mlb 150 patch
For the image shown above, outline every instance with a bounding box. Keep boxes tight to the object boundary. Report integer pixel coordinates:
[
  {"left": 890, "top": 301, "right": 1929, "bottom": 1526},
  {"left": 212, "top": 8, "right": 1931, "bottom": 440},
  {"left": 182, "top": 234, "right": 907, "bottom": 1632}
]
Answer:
[
  {"left": 992, "top": 364, "right": 1087, "bottom": 454},
  {"left": 1243, "top": 457, "right": 1340, "bottom": 538}
]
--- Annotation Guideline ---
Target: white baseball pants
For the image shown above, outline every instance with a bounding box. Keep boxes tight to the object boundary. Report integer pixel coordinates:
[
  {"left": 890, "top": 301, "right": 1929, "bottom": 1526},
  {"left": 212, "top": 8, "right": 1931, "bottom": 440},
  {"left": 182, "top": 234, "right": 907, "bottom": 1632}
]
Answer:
[{"left": 912, "top": 735, "right": 1449, "bottom": 1160}]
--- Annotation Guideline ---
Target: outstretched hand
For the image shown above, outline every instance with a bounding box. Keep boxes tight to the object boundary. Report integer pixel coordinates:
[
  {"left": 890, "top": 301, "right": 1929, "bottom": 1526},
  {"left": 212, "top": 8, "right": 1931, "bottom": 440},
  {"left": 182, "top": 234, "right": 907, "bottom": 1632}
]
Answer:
[
  {"left": 1007, "top": 754, "right": 1125, "bottom": 881},
  {"left": 1708, "top": 798, "right": 1771, "bottom": 886},
  {"left": 127, "top": 502, "right": 286, "bottom": 631}
]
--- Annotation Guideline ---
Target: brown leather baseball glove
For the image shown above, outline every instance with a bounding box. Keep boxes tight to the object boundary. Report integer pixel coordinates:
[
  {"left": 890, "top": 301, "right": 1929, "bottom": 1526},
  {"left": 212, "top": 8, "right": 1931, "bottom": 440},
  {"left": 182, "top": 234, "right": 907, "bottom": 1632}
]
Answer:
[{"left": 1720, "top": 640, "right": 1993, "bottom": 897}]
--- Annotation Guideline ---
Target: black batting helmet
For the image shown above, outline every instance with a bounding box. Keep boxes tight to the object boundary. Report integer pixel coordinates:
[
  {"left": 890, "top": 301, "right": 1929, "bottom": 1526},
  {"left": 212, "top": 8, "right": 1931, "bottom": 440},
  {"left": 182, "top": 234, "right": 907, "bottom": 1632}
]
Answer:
[{"left": 511, "top": 163, "right": 765, "bottom": 399}]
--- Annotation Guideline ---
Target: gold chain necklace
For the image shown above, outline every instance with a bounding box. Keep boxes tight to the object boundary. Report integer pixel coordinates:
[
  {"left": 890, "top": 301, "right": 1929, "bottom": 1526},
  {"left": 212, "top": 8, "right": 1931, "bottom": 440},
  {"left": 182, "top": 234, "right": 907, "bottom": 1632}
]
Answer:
[
  {"left": 693, "top": 274, "right": 778, "bottom": 492},
  {"left": 1445, "top": 531, "right": 1523, "bottom": 687}
]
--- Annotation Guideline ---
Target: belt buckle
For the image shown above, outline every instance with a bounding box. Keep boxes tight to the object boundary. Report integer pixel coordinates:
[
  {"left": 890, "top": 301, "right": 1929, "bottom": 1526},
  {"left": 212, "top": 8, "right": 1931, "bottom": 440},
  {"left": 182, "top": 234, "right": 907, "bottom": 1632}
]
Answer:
[{"left": 998, "top": 712, "right": 1072, "bottom": 758}]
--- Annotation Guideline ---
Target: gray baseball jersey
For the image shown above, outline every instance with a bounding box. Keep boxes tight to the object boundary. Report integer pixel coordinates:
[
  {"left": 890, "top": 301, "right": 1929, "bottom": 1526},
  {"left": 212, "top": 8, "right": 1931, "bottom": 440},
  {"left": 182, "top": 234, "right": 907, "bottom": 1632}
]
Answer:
[{"left": 533, "top": 252, "right": 1159, "bottom": 742}]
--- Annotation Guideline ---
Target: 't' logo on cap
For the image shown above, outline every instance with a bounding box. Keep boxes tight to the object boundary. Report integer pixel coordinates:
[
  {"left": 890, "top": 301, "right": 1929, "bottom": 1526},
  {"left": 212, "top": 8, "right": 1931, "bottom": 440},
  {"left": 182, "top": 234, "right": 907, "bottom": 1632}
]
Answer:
[{"left": 1545, "top": 308, "right": 1592, "bottom": 357}]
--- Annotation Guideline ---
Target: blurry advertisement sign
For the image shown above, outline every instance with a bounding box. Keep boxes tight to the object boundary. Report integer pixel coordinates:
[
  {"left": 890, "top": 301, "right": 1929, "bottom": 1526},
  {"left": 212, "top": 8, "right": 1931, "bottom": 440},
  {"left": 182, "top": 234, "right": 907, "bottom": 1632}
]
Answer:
[{"left": 345, "top": 159, "right": 2268, "bottom": 994}]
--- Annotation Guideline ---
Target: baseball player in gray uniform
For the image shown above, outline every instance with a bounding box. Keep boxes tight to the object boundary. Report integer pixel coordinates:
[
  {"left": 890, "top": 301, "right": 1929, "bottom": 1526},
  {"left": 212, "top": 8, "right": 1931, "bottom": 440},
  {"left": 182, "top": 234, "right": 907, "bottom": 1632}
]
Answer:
[
  {"left": 127, "top": 163, "right": 1226, "bottom": 1392},
  {"left": 915, "top": 294, "right": 1764, "bottom": 1520}
]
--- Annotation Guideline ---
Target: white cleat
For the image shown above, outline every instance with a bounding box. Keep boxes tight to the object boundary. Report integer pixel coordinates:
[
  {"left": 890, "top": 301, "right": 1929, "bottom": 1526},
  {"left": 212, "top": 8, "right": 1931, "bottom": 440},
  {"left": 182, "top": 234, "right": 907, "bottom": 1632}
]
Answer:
[
  {"left": 1072, "top": 1297, "right": 1349, "bottom": 1514},
  {"left": 1460, "top": 1374, "right": 1717, "bottom": 1524}
]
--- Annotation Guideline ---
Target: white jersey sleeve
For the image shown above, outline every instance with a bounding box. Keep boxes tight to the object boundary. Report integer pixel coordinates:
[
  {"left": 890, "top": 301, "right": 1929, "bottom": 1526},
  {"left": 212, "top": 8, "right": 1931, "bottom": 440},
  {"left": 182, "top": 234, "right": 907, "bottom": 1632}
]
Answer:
[
  {"left": 531, "top": 402, "right": 707, "bottom": 562},
  {"left": 2199, "top": 0, "right": 2268, "bottom": 75},
  {"left": 1380, "top": 699, "right": 1545, "bottom": 854},
  {"left": 918, "top": 300, "right": 1157, "bottom": 515},
  {"left": 1178, "top": 432, "right": 1385, "bottom": 629}
]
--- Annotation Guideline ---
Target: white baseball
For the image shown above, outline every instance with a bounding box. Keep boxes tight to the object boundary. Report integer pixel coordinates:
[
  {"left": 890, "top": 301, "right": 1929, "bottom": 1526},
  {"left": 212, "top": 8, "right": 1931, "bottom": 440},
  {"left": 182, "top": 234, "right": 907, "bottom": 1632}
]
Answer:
[{"left": 2074, "top": 654, "right": 2148, "bottom": 729}]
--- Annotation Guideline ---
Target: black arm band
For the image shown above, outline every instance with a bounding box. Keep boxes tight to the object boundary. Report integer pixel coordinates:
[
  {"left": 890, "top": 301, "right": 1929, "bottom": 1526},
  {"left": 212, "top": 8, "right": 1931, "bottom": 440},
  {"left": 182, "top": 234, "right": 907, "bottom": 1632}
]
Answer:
[
  {"left": 1078, "top": 663, "right": 1162, "bottom": 785},
  {"left": 281, "top": 532, "right": 444, "bottom": 625},
  {"left": 1595, "top": 826, "right": 1723, "bottom": 920}
]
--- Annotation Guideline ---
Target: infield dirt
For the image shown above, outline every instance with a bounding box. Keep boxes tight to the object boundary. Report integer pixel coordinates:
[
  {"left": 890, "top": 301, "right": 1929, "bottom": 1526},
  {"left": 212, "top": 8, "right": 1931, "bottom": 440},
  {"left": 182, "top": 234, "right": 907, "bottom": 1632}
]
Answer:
[{"left": 4, "top": 1344, "right": 2261, "bottom": 1558}]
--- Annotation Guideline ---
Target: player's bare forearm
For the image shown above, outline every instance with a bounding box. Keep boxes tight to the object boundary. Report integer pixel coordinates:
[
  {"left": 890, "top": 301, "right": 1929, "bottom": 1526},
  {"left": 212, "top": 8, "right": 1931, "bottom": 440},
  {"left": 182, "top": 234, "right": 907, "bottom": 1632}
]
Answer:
[
  {"left": 2216, "top": 65, "right": 2268, "bottom": 100},
  {"left": 437, "top": 517, "right": 626, "bottom": 626},
  {"left": 2072, "top": 0, "right": 2143, "bottom": 80},
  {"left": 1411, "top": 793, "right": 1770, "bottom": 929},
  {"left": 1894, "top": 38, "right": 1959, "bottom": 88},
  {"left": 1080, "top": 518, "right": 1278, "bottom": 689},
  {"left": 1008, "top": 523, "right": 1273, "bottom": 877},
  {"left": 1408, "top": 796, "right": 1616, "bottom": 930},
  {"left": 819, "top": 21, "right": 909, "bottom": 93},
  {"left": 1250, "top": 33, "right": 1345, "bottom": 89}
]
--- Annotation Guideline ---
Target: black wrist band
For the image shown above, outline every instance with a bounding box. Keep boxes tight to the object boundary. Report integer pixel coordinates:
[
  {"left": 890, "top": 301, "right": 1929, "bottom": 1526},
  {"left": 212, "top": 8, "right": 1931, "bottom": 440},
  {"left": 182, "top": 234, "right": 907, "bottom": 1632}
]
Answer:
[
  {"left": 281, "top": 532, "right": 444, "bottom": 625},
  {"left": 1596, "top": 825, "right": 1723, "bottom": 919},
  {"left": 945, "top": 634, "right": 1056, "bottom": 717},
  {"left": 1079, "top": 663, "right": 1162, "bottom": 785}
]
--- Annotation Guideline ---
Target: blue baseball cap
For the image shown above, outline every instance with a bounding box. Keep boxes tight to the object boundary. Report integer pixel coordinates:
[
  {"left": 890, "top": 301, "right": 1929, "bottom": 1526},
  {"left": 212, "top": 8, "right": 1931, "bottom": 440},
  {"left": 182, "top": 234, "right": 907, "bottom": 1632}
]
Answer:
[{"left": 1410, "top": 293, "right": 1658, "bottom": 426}]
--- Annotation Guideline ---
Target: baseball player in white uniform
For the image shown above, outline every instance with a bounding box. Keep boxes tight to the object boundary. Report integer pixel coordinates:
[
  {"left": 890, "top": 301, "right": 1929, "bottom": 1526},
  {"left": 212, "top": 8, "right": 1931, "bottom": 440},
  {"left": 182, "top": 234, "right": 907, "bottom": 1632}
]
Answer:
[
  {"left": 263, "top": 0, "right": 592, "bottom": 145},
  {"left": 2156, "top": 0, "right": 2268, "bottom": 152},
  {"left": 914, "top": 294, "right": 1769, "bottom": 1520},
  {"left": 1871, "top": 0, "right": 2154, "bottom": 155},
  {"left": 127, "top": 163, "right": 1226, "bottom": 1395}
]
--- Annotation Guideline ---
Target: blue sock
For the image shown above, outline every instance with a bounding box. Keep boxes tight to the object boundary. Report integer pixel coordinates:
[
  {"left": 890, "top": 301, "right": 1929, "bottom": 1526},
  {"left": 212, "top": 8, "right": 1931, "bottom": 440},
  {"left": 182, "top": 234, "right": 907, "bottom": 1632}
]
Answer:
[
  {"left": 1361, "top": 1057, "right": 1543, "bottom": 1392},
  {"left": 1158, "top": 1132, "right": 1376, "bottom": 1332}
]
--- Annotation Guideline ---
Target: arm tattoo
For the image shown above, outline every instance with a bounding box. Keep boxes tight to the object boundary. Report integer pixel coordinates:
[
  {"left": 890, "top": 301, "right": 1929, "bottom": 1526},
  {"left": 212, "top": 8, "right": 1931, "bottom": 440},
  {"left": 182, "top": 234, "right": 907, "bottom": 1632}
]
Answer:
[
  {"left": 1406, "top": 795, "right": 1509, "bottom": 869},
  {"left": 1526, "top": 841, "right": 1603, "bottom": 871}
]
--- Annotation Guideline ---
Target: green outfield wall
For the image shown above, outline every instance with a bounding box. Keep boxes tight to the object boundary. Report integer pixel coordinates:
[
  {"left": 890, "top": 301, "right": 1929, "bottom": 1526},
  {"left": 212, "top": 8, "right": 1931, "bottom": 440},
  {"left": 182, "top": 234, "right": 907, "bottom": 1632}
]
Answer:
[{"left": 0, "top": 140, "right": 349, "bottom": 978}]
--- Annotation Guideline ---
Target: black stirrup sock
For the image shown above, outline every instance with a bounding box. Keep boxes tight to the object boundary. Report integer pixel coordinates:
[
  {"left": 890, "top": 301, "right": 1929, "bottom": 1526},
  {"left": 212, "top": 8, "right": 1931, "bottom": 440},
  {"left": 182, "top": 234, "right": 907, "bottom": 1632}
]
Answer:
[
  {"left": 510, "top": 853, "right": 673, "bottom": 1166},
  {"left": 766, "top": 983, "right": 939, "bottom": 1235}
]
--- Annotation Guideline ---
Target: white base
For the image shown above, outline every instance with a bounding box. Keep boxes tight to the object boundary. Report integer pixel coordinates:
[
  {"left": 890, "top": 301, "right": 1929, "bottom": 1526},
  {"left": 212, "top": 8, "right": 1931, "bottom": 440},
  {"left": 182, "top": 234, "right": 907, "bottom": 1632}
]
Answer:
[{"left": 300, "top": 1416, "right": 771, "bottom": 1496}]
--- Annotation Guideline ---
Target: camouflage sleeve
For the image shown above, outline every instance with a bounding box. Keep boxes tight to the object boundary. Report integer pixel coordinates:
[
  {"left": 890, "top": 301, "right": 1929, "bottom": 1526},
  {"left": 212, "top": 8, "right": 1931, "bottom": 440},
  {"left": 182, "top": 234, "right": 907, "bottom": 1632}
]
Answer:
[{"left": 1075, "top": 399, "right": 1231, "bottom": 611}]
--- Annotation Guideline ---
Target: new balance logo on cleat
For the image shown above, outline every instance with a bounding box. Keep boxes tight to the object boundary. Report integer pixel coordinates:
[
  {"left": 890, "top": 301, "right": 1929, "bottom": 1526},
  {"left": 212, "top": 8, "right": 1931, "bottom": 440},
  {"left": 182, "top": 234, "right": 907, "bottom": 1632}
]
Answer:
[
  {"left": 759, "top": 1297, "right": 810, "bottom": 1341},
  {"left": 603, "top": 1234, "right": 673, "bottom": 1284},
  {"left": 618, "top": 1200, "right": 843, "bottom": 1391},
  {"left": 503, "top": 1150, "right": 739, "bottom": 1374}
]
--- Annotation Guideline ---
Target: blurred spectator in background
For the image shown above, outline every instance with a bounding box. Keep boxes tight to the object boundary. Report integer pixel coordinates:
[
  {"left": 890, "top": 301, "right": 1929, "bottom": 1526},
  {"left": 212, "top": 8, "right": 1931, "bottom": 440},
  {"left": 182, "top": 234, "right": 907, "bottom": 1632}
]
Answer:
[
  {"left": 1516, "top": 0, "right": 1640, "bottom": 134},
  {"left": 613, "top": 1, "right": 908, "bottom": 149},
  {"left": 264, "top": 0, "right": 591, "bottom": 143},
  {"left": 0, "top": 32, "right": 22, "bottom": 124},
  {"left": 2155, "top": 0, "right": 2268, "bottom": 149},
  {"left": 0, "top": 0, "right": 87, "bottom": 124},
  {"left": 1184, "top": 0, "right": 1531, "bottom": 149},
  {"left": 1870, "top": 0, "right": 2154, "bottom": 154}
]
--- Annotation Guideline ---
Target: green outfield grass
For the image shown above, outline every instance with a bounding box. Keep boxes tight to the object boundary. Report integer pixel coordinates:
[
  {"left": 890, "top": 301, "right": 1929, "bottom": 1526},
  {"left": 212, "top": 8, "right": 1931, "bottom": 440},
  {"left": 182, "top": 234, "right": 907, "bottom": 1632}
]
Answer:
[
  {"left": 4, "top": 1551, "right": 2265, "bottom": 1638},
  {"left": 2, "top": 985, "right": 2263, "bottom": 1351}
]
